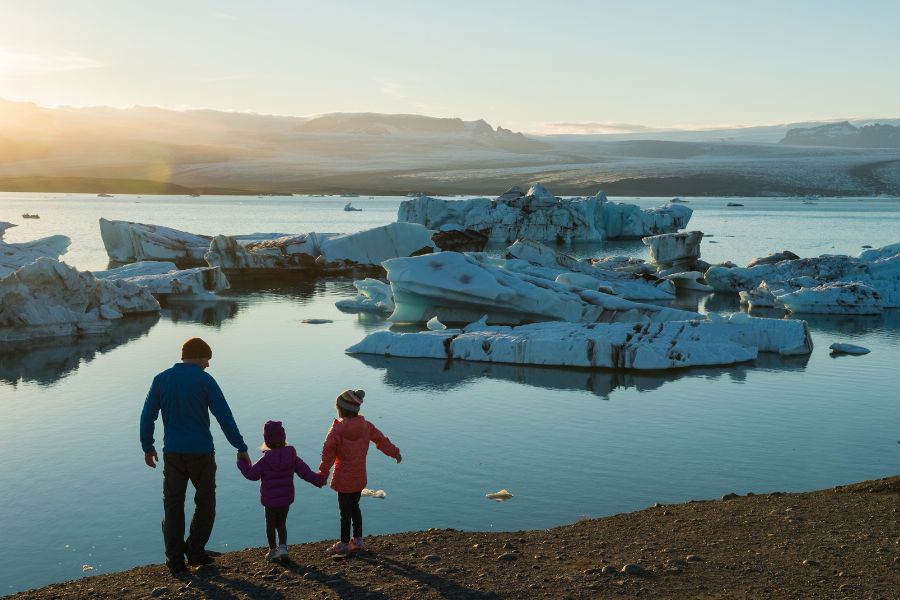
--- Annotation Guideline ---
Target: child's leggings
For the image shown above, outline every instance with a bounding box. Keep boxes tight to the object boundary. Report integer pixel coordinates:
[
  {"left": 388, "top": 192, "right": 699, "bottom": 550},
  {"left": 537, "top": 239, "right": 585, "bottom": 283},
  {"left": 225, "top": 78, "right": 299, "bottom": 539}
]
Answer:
[
  {"left": 265, "top": 506, "right": 289, "bottom": 547},
  {"left": 338, "top": 491, "right": 362, "bottom": 543}
]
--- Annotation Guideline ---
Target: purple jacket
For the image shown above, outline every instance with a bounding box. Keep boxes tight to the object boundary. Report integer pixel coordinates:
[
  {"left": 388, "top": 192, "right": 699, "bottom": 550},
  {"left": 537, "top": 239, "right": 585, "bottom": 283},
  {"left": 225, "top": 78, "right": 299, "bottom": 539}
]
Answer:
[{"left": 237, "top": 446, "right": 324, "bottom": 507}]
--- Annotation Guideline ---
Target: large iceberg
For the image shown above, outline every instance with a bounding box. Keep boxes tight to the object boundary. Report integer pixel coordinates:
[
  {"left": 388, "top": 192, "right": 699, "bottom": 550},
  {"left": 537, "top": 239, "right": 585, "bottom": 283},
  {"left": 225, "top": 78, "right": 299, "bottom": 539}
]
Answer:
[
  {"left": 705, "top": 243, "right": 900, "bottom": 313},
  {"left": 94, "top": 261, "right": 230, "bottom": 299},
  {"left": 0, "top": 258, "right": 160, "bottom": 342},
  {"left": 347, "top": 313, "right": 811, "bottom": 371},
  {"left": 397, "top": 185, "right": 692, "bottom": 243},
  {"left": 0, "top": 235, "right": 71, "bottom": 278},
  {"left": 642, "top": 231, "right": 704, "bottom": 268},
  {"left": 206, "top": 222, "right": 435, "bottom": 272},
  {"left": 383, "top": 251, "right": 699, "bottom": 325}
]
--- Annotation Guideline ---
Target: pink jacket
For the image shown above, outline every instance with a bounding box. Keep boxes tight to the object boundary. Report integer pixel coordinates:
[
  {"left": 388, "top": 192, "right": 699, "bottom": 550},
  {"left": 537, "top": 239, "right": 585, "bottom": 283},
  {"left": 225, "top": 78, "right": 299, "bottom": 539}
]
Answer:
[{"left": 318, "top": 416, "right": 400, "bottom": 493}]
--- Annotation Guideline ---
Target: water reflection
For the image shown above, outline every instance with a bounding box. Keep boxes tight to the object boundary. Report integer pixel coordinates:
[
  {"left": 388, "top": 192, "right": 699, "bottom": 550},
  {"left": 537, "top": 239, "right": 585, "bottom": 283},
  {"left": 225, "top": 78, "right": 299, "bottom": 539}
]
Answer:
[
  {"left": 226, "top": 276, "right": 358, "bottom": 304},
  {"left": 0, "top": 314, "right": 159, "bottom": 387},
  {"left": 160, "top": 298, "right": 240, "bottom": 327},
  {"left": 351, "top": 351, "right": 810, "bottom": 400}
]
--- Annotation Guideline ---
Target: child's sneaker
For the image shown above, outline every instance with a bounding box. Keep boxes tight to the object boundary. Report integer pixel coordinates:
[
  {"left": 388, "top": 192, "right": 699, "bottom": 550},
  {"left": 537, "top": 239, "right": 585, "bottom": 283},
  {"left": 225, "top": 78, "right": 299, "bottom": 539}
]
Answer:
[
  {"left": 277, "top": 544, "right": 290, "bottom": 562},
  {"left": 326, "top": 541, "right": 350, "bottom": 555},
  {"left": 349, "top": 537, "right": 365, "bottom": 553},
  {"left": 265, "top": 548, "right": 278, "bottom": 561}
]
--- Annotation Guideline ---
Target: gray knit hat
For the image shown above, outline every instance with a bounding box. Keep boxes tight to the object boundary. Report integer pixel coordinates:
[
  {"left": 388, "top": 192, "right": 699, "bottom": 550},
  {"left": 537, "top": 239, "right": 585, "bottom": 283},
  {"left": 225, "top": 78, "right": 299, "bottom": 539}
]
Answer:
[{"left": 337, "top": 389, "right": 364, "bottom": 413}]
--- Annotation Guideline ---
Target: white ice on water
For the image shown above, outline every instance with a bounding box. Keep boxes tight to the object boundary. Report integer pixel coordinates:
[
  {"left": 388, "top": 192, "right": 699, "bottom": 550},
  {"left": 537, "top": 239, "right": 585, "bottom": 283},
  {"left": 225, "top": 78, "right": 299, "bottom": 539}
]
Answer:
[
  {"left": 94, "top": 261, "right": 230, "bottom": 299},
  {"left": 0, "top": 235, "right": 71, "bottom": 278},
  {"left": 0, "top": 258, "right": 160, "bottom": 342},
  {"left": 397, "top": 185, "right": 692, "bottom": 243},
  {"left": 334, "top": 279, "right": 395, "bottom": 314}
]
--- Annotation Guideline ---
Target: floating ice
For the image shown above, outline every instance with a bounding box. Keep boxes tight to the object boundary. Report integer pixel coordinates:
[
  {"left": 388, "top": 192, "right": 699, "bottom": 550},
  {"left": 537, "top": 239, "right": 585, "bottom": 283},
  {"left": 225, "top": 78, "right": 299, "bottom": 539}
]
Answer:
[
  {"left": 94, "top": 261, "right": 229, "bottom": 299},
  {"left": 82, "top": 565, "right": 94, "bottom": 572},
  {"left": 397, "top": 185, "right": 692, "bottom": 243},
  {"left": 642, "top": 231, "right": 703, "bottom": 267},
  {"left": 383, "top": 252, "right": 698, "bottom": 326},
  {"left": 0, "top": 235, "right": 71, "bottom": 277},
  {"left": 663, "top": 271, "right": 712, "bottom": 292},
  {"left": 0, "top": 258, "right": 160, "bottom": 342},
  {"left": 335, "top": 279, "right": 395, "bottom": 314},
  {"left": 206, "top": 222, "right": 434, "bottom": 272},
  {"left": 829, "top": 343, "right": 870, "bottom": 355},
  {"left": 779, "top": 282, "right": 884, "bottom": 315},
  {"left": 0, "top": 222, "right": 16, "bottom": 239},
  {"left": 347, "top": 314, "right": 812, "bottom": 371},
  {"left": 485, "top": 489, "right": 513, "bottom": 501},
  {"left": 426, "top": 316, "right": 447, "bottom": 331},
  {"left": 301, "top": 318, "right": 333, "bottom": 324},
  {"left": 361, "top": 488, "right": 386, "bottom": 498}
]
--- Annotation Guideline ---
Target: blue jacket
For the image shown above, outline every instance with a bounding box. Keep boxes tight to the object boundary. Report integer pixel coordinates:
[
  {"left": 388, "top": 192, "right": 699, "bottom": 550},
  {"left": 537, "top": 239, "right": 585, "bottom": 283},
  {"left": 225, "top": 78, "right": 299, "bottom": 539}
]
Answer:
[{"left": 140, "top": 363, "right": 248, "bottom": 454}]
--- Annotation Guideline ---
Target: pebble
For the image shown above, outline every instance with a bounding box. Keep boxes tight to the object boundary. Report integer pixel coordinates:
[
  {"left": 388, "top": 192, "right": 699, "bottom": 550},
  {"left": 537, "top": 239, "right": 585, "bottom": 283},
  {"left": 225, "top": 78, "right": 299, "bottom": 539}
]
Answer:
[
  {"left": 423, "top": 554, "right": 441, "bottom": 562},
  {"left": 685, "top": 555, "right": 704, "bottom": 562},
  {"left": 583, "top": 568, "right": 601, "bottom": 575},
  {"left": 803, "top": 559, "right": 821, "bottom": 567},
  {"left": 721, "top": 492, "right": 739, "bottom": 500},
  {"left": 119, "top": 589, "right": 129, "bottom": 594},
  {"left": 150, "top": 587, "right": 170, "bottom": 597},
  {"left": 620, "top": 563, "right": 645, "bottom": 575},
  {"left": 497, "top": 552, "right": 518, "bottom": 561}
]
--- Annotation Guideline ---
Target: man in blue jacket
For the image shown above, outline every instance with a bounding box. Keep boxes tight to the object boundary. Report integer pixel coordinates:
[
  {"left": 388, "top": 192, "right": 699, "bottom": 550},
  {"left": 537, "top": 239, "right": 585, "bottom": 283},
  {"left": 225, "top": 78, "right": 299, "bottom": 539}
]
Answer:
[{"left": 140, "top": 337, "right": 250, "bottom": 574}]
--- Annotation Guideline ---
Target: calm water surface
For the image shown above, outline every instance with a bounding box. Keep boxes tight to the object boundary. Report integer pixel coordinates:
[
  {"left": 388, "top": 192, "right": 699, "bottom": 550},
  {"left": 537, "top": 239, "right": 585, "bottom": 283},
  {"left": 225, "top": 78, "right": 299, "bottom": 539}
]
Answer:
[{"left": 1, "top": 193, "right": 898, "bottom": 593}]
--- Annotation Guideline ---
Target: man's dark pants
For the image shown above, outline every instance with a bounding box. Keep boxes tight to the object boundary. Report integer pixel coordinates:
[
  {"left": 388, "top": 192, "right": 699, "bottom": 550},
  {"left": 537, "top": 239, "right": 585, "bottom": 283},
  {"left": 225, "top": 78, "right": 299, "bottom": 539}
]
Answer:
[{"left": 162, "top": 453, "right": 216, "bottom": 566}]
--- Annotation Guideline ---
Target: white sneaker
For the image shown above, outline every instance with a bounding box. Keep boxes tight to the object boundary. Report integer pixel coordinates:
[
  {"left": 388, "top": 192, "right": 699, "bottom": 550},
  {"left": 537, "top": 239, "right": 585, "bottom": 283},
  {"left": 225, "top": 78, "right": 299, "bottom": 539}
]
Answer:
[
  {"left": 277, "top": 544, "right": 290, "bottom": 562},
  {"left": 265, "top": 548, "right": 278, "bottom": 561}
]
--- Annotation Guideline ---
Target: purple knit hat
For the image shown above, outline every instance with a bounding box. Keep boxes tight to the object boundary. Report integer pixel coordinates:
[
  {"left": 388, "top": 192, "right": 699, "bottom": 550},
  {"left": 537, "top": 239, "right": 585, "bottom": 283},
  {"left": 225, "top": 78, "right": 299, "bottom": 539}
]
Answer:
[{"left": 263, "top": 420, "right": 286, "bottom": 447}]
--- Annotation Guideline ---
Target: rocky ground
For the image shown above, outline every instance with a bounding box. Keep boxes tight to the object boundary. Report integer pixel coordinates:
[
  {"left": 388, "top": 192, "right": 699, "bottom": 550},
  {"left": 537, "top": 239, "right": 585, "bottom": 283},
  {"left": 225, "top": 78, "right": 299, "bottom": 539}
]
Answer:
[{"left": 7, "top": 477, "right": 899, "bottom": 599}]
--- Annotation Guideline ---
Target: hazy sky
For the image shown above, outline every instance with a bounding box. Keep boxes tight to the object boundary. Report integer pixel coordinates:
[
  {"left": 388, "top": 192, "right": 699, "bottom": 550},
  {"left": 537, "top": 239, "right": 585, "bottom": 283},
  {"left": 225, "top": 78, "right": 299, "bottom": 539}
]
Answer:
[{"left": 1, "top": 0, "right": 898, "bottom": 133}]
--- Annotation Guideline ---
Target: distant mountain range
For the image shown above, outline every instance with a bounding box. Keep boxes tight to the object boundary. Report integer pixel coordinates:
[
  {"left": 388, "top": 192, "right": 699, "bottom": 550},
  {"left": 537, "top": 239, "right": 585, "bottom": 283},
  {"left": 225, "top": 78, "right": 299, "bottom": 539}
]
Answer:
[
  {"left": 1, "top": 98, "right": 899, "bottom": 196},
  {"left": 780, "top": 121, "right": 900, "bottom": 148}
]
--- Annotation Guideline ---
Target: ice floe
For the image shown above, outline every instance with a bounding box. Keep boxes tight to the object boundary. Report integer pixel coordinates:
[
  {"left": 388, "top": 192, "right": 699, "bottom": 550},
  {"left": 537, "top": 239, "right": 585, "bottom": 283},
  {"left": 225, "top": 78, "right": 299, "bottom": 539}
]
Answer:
[
  {"left": 642, "top": 231, "right": 703, "bottom": 268},
  {"left": 0, "top": 235, "right": 71, "bottom": 277},
  {"left": 206, "top": 222, "right": 434, "bottom": 272},
  {"left": 335, "top": 279, "right": 395, "bottom": 314},
  {"left": 94, "top": 261, "right": 229, "bottom": 299},
  {"left": 346, "top": 314, "right": 812, "bottom": 371},
  {"left": 0, "top": 258, "right": 160, "bottom": 342},
  {"left": 0, "top": 222, "right": 16, "bottom": 239},
  {"left": 397, "top": 184, "right": 692, "bottom": 243},
  {"left": 829, "top": 342, "right": 870, "bottom": 355},
  {"left": 485, "top": 489, "right": 514, "bottom": 501},
  {"left": 361, "top": 488, "right": 386, "bottom": 499},
  {"left": 100, "top": 218, "right": 213, "bottom": 264},
  {"left": 383, "top": 252, "right": 698, "bottom": 326}
]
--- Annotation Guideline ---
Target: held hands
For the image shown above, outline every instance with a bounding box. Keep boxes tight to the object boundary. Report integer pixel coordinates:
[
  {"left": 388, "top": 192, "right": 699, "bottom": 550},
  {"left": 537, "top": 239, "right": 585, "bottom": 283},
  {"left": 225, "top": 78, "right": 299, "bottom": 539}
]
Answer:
[
  {"left": 144, "top": 450, "right": 158, "bottom": 468},
  {"left": 237, "top": 451, "right": 251, "bottom": 464},
  {"left": 395, "top": 452, "right": 402, "bottom": 464}
]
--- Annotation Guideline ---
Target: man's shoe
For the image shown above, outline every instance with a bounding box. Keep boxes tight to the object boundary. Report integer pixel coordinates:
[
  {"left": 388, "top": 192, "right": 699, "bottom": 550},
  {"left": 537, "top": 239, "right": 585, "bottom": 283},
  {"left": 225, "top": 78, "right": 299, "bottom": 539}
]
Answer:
[
  {"left": 186, "top": 553, "right": 215, "bottom": 567},
  {"left": 277, "top": 544, "right": 291, "bottom": 562},
  {"left": 326, "top": 541, "right": 350, "bottom": 555},
  {"left": 265, "top": 548, "right": 279, "bottom": 562},
  {"left": 349, "top": 537, "right": 365, "bottom": 553},
  {"left": 167, "top": 560, "right": 188, "bottom": 575}
]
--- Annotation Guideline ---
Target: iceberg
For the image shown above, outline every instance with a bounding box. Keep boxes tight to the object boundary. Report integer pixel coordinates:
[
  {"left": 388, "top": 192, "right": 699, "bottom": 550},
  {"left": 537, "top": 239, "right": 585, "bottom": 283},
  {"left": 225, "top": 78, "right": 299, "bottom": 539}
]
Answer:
[
  {"left": 0, "top": 235, "right": 71, "bottom": 278},
  {"left": 346, "top": 314, "right": 811, "bottom": 371},
  {"left": 94, "top": 261, "right": 230, "bottom": 299},
  {"left": 335, "top": 278, "right": 395, "bottom": 314},
  {"left": 0, "top": 222, "right": 16, "bottom": 239},
  {"left": 205, "top": 222, "right": 435, "bottom": 272},
  {"left": 397, "top": 185, "right": 692, "bottom": 243},
  {"left": 829, "top": 342, "right": 870, "bottom": 355},
  {"left": 383, "top": 252, "right": 699, "bottom": 326},
  {"left": 0, "top": 258, "right": 160, "bottom": 342},
  {"left": 778, "top": 282, "right": 884, "bottom": 315},
  {"left": 642, "top": 231, "right": 704, "bottom": 267}
]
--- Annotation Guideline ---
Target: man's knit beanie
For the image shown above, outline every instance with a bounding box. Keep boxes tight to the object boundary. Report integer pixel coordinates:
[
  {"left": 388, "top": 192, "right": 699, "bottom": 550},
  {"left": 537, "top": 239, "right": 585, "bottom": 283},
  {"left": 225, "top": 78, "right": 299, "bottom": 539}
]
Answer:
[
  {"left": 337, "top": 389, "right": 365, "bottom": 413},
  {"left": 263, "top": 420, "right": 286, "bottom": 447},
  {"left": 182, "top": 337, "right": 212, "bottom": 360}
]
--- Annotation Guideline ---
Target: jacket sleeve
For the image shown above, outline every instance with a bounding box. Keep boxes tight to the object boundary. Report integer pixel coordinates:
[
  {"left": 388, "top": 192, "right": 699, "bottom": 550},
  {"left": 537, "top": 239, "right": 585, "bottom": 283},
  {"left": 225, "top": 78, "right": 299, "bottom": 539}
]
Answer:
[
  {"left": 139, "top": 377, "right": 161, "bottom": 453},
  {"left": 317, "top": 422, "right": 340, "bottom": 478},
  {"left": 295, "top": 456, "right": 325, "bottom": 487},
  {"left": 237, "top": 454, "right": 266, "bottom": 481},
  {"left": 368, "top": 422, "right": 400, "bottom": 460},
  {"left": 205, "top": 375, "right": 248, "bottom": 452}
]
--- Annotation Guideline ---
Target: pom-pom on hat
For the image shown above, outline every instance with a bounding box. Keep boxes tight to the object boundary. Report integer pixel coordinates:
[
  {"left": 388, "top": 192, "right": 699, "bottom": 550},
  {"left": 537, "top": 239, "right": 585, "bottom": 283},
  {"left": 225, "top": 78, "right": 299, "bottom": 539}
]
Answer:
[
  {"left": 182, "top": 337, "right": 212, "bottom": 360},
  {"left": 263, "top": 420, "right": 286, "bottom": 446},
  {"left": 337, "top": 389, "right": 365, "bottom": 413}
]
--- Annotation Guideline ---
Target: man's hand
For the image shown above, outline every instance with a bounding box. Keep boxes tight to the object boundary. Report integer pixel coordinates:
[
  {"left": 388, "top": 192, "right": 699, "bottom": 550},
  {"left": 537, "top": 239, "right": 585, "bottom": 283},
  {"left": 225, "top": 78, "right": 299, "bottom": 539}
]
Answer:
[
  {"left": 144, "top": 450, "right": 158, "bottom": 468},
  {"left": 237, "top": 451, "right": 251, "bottom": 464},
  {"left": 396, "top": 452, "right": 402, "bottom": 464}
]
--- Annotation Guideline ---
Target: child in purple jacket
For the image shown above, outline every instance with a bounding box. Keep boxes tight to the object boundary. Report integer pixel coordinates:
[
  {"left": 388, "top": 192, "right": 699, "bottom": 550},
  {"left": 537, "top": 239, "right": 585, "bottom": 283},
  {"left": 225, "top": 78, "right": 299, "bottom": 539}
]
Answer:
[{"left": 238, "top": 420, "right": 324, "bottom": 561}]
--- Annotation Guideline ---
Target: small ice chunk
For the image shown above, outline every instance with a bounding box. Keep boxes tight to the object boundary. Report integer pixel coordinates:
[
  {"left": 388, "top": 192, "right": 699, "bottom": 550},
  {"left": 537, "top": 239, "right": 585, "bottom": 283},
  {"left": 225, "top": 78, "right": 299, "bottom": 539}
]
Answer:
[
  {"left": 82, "top": 564, "right": 94, "bottom": 572},
  {"left": 426, "top": 316, "right": 447, "bottom": 331},
  {"left": 829, "top": 343, "right": 870, "bottom": 355},
  {"left": 485, "top": 489, "right": 514, "bottom": 501},
  {"left": 361, "top": 488, "right": 386, "bottom": 498},
  {"left": 302, "top": 318, "right": 333, "bottom": 324}
]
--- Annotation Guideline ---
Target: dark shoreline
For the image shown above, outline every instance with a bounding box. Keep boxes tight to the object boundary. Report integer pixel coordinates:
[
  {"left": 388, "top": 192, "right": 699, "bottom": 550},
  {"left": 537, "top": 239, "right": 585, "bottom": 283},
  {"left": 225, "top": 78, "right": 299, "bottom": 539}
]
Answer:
[{"left": 6, "top": 475, "right": 898, "bottom": 599}]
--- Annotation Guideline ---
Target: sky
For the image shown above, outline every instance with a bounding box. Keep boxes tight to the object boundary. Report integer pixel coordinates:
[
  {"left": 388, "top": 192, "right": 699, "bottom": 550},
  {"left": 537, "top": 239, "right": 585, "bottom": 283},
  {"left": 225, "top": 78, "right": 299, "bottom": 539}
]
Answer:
[{"left": 0, "top": 0, "right": 898, "bottom": 134}]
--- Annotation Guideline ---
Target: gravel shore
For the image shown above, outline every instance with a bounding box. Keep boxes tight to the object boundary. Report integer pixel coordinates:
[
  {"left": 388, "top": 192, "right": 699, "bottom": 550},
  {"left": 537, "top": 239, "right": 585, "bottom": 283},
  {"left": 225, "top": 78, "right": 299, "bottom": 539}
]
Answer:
[{"left": 7, "top": 476, "right": 898, "bottom": 599}]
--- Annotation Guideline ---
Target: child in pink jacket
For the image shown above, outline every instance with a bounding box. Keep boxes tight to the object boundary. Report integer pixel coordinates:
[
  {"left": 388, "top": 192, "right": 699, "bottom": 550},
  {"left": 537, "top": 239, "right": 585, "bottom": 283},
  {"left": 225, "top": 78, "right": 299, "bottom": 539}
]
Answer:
[{"left": 318, "top": 389, "right": 401, "bottom": 554}]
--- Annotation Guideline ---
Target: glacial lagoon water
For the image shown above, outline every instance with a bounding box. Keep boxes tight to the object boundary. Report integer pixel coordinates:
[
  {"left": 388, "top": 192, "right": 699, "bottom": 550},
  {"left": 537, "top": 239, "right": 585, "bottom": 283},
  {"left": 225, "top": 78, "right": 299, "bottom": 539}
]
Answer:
[{"left": 1, "top": 193, "right": 899, "bottom": 593}]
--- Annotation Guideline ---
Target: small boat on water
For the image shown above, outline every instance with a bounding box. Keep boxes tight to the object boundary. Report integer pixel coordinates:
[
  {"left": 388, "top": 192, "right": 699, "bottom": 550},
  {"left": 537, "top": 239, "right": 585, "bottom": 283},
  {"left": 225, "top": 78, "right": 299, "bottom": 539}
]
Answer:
[
  {"left": 22, "top": 213, "right": 40, "bottom": 219},
  {"left": 98, "top": 193, "right": 114, "bottom": 197},
  {"left": 344, "top": 202, "right": 363, "bottom": 212}
]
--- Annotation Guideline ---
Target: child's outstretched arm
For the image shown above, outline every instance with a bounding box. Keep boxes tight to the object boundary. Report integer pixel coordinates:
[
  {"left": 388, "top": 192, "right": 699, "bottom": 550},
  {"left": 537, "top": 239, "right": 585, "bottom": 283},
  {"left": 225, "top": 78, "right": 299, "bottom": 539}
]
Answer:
[
  {"left": 237, "top": 454, "right": 266, "bottom": 481},
  {"left": 367, "top": 422, "right": 401, "bottom": 463},
  {"left": 294, "top": 455, "right": 326, "bottom": 488},
  {"left": 317, "top": 420, "right": 340, "bottom": 481}
]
